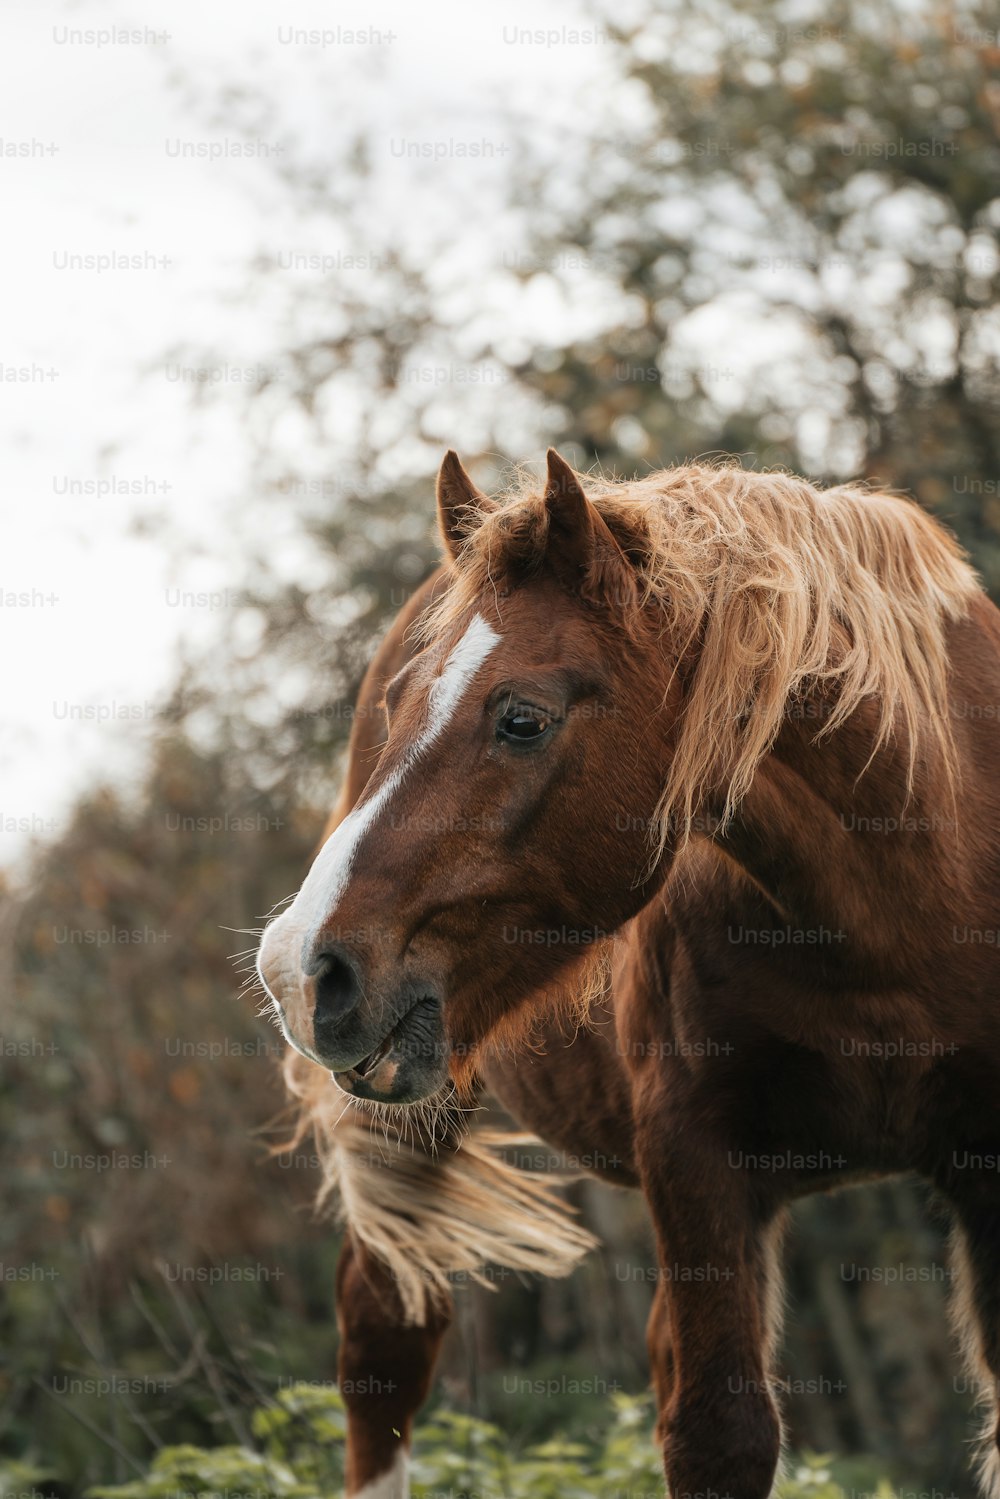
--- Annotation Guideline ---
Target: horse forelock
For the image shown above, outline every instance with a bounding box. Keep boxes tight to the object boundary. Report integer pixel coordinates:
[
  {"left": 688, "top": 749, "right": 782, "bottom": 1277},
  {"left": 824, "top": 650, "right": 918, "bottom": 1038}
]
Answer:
[{"left": 419, "top": 462, "right": 980, "bottom": 847}]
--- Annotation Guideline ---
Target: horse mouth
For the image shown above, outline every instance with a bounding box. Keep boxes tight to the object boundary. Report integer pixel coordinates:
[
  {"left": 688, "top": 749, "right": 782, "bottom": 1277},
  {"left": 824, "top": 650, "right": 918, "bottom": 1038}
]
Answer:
[
  {"left": 353, "top": 1034, "right": 393, "bottom": 1079},
  {"left": 333, "top": 995, "right": 447, "bottom": 1102}
]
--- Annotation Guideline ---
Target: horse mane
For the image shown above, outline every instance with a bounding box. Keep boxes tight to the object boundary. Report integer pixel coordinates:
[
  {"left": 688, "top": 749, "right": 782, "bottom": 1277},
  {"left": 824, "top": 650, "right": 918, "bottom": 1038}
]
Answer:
[
  {"left": 279, "top": 1051, "right": 598, "bottom": 1322},
  {"left": 421, "top": 462, "right": 979, "bottom": 846}
]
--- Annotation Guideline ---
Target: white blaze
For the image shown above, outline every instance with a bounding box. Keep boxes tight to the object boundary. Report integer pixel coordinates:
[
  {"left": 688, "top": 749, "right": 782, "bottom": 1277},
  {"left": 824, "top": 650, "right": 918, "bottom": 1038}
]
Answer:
[{"left": 291, "top": 612, "right": 501, "bottom": 938}]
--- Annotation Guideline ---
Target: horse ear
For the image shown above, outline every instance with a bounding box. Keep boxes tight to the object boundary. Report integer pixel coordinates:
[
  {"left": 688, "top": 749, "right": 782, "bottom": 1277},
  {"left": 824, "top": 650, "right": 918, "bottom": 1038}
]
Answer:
[
  {"left": 543, "top": 449, "right": 635, "bottom": 603},
  {"left": 436, "top": 450, "right": 492, "bottom": 563}
]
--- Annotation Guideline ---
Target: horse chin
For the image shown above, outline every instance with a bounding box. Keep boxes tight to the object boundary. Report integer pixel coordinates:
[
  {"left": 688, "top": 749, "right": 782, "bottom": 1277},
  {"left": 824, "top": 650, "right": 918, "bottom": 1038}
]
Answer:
[{"left": 330, "top": 995, "right": 450, "bottom": 1105}]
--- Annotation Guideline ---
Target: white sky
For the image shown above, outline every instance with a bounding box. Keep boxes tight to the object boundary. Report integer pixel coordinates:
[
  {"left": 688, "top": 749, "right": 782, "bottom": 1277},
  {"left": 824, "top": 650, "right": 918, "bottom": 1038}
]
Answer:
[{"left": 1, "top": 0, "right": 625, "bottom": 865}]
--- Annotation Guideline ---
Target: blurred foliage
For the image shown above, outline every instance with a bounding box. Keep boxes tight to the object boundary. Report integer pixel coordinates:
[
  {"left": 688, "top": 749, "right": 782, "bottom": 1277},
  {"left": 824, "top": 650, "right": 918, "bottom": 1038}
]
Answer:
[
  {"left": 0, "top": 730, "right": 344, "bottom": 1482},
  {"left": 509, "top": 0, "right": 1000, "bottom": 585},
  {"left": 79, "top": 1386, "right": 900, "bottom": 1499},
  {"left": 4, "top": 0, "right": 1000, "bottom": 1491}
]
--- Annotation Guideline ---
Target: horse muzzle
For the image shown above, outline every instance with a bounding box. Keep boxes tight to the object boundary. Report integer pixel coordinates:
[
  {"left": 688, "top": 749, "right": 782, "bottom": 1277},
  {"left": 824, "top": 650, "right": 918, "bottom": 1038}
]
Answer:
[
  {"left": 330, "top": 993, "right": 450, "bottom": 1104},
  {"left": 258, "top": 917, "right": 452, "bottom": 1103}
]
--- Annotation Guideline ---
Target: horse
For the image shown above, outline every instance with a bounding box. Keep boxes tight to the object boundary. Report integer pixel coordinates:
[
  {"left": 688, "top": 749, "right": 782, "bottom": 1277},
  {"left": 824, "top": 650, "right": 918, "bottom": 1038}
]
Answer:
[{"left": 256, "top": 448, "right": 1000, "bottom": 1499}]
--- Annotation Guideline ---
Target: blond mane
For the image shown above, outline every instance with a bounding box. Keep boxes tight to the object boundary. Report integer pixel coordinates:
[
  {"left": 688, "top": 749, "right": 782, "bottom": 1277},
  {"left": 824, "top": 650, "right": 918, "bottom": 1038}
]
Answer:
[
  {"left": 422, "top": 462, "right": 979, "bottom": 846},
  {"left": 279, "top": 1050, "right": 598, "bottom": 1322}
]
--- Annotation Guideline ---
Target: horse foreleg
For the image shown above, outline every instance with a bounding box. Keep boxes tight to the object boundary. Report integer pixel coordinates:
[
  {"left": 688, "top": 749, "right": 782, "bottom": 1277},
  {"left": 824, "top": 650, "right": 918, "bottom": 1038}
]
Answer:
[
  {"left": 646, "top": 1281, "right": 676, "bottom": 1447},
  {"left": 336, "top": 1228, "right": 452, "bottom": 1498},
  {"left": 635, "top": 1108, "right": 786, "bottom": 1499}
]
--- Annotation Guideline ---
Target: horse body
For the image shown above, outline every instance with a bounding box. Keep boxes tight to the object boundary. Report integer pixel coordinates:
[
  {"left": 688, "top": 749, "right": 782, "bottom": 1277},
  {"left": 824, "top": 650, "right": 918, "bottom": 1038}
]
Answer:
[{"left": 260, "top": 454, "right": 1000, "bottom": 1498}]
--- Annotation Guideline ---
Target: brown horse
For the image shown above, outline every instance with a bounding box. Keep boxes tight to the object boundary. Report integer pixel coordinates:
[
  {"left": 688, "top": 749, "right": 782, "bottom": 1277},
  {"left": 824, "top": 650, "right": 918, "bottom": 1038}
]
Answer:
[{"left": 257, "top": 450, "right": 1000, "bottom": 1498}]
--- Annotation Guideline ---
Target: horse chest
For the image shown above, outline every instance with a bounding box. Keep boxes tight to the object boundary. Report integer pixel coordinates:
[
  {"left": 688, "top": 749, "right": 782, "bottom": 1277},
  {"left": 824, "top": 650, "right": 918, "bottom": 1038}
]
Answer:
[{"left": 642, "top": 922, "right": 952, "bottom": 1183}]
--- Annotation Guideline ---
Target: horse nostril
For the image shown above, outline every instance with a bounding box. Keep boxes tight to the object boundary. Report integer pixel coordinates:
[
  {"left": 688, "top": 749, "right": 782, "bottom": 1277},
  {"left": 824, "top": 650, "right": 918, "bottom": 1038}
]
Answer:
[{"left": 308, "top": 944, "right": 362, "bottom": 1039}]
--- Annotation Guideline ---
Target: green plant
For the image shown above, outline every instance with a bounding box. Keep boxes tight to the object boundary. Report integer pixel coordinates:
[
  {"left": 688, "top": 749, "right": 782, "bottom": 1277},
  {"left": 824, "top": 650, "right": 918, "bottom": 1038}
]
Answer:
[
  {"left": 81, "top": 1383, "right": 902, "bottom": 1499},
  {"left": 0, "top": 1460, "right": 58, "bottom": 1499}
]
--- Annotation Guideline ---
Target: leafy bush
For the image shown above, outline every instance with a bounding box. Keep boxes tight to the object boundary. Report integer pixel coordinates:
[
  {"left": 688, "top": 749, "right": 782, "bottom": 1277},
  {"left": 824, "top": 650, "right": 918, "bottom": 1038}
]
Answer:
[
  {"left": 76, "top": 1383, "right": 901, "bottom": 1499},
  {"left": 0, "top": 1459, "right": 59, "bottom": 1499}
]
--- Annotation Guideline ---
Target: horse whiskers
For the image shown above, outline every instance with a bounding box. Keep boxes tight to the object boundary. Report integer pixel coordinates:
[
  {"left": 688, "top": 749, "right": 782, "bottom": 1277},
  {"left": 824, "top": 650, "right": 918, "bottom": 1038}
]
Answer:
[
  {"left": 343, "top": 1082, "right": 460, "bottom": 1158},
  {"left": 259, "top": 893, "right": 297, "bottom": 921},
  {"left": 254, "top": 1000, "right": 283, "bottom": 1029}
]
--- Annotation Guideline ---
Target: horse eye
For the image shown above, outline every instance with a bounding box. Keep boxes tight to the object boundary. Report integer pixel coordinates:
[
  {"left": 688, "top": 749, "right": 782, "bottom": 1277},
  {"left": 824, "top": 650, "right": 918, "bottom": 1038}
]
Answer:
[{"left": 496, "top": 706, "right": 552, "bottom": 745}]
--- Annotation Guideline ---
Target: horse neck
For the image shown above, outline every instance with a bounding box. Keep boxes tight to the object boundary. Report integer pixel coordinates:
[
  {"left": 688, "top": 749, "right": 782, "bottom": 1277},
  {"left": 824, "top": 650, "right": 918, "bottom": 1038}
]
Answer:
[{"left": 699, "top": 693, "right": 958, "bottom": 973}]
